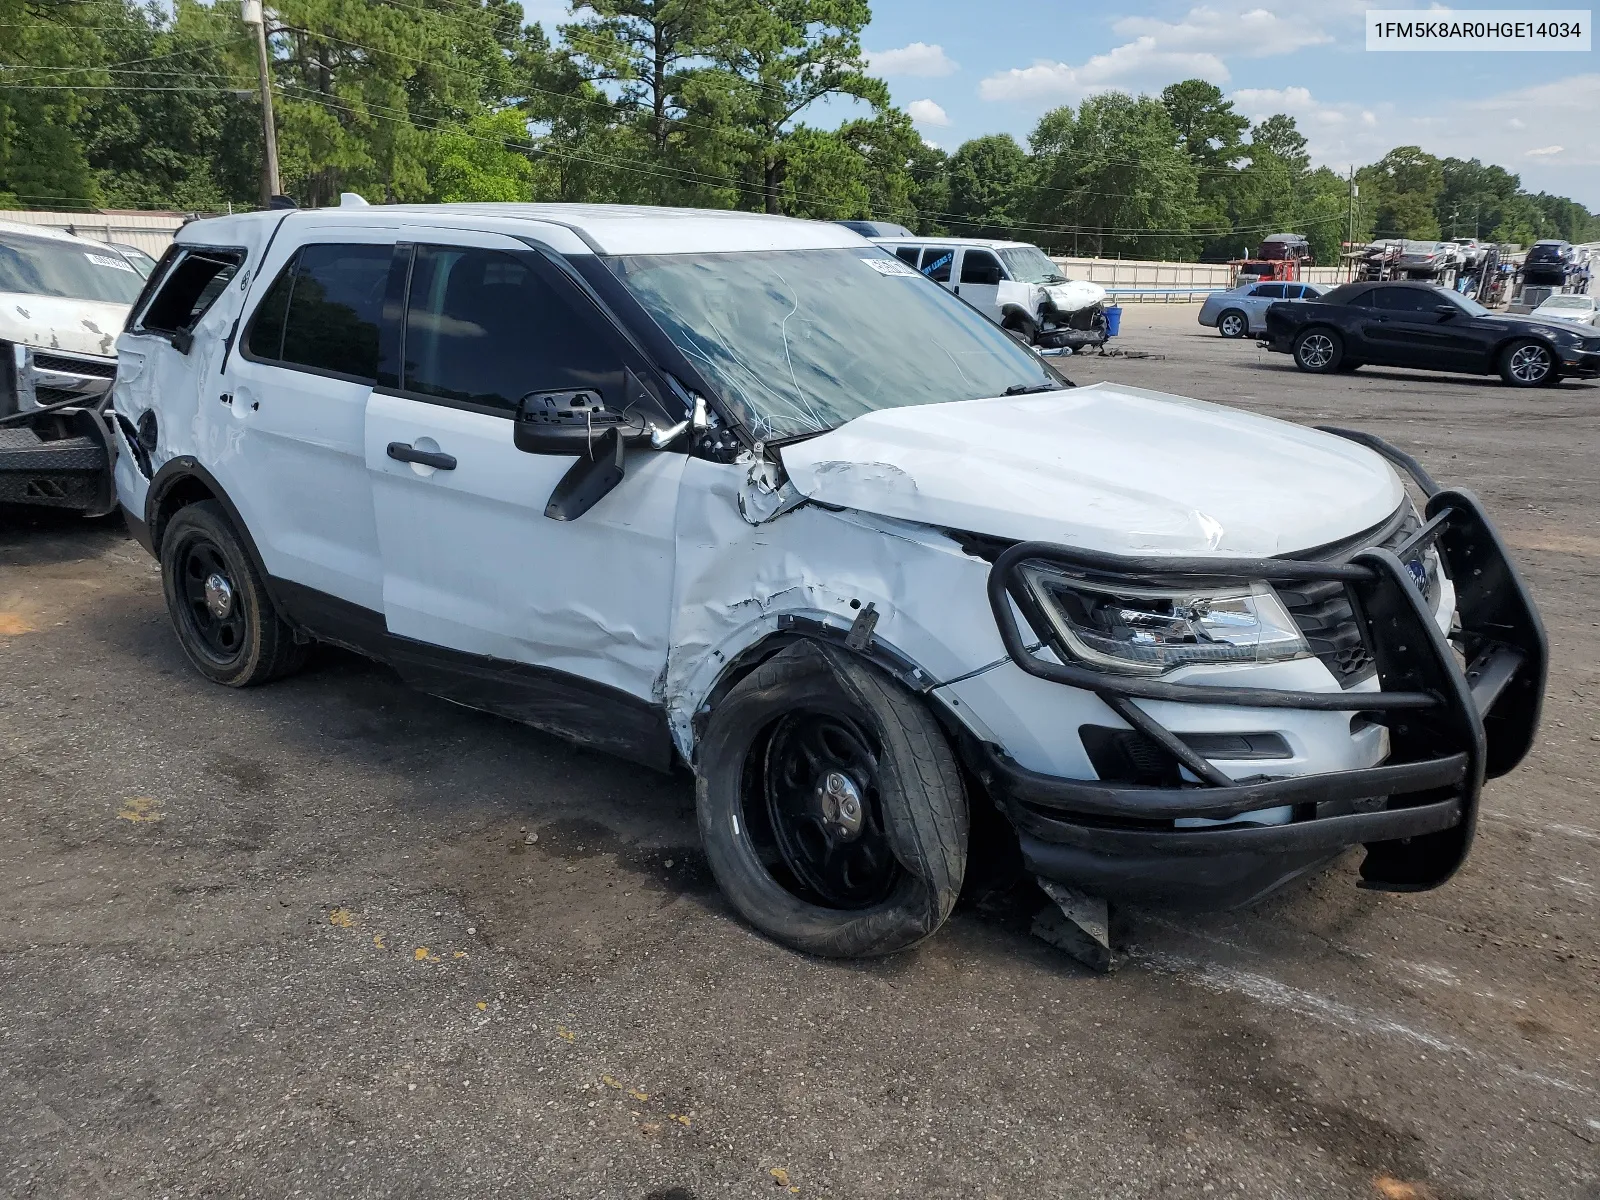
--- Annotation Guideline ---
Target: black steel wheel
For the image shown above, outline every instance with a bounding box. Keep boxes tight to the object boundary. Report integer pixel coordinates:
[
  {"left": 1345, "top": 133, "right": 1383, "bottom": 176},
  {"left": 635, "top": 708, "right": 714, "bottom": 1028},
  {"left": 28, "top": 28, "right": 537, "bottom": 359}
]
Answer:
[
  {"left": 761, "top": 711, "right": 899, "bottom": 908},
  {"left": 159, "top": 500, "right": 306, "bottom": 687},
  {"left": 177, "top": 537, "right": 248, "bottom": 663},
  {"left": 696, "top": 642, "right": 967, "bottom": 958},
  {"left": 1217, "top": 309, "right": 1248, "bottom": 338},
  {"left": 1499, "top": 339, "right": 1553, "bottom": 387}
]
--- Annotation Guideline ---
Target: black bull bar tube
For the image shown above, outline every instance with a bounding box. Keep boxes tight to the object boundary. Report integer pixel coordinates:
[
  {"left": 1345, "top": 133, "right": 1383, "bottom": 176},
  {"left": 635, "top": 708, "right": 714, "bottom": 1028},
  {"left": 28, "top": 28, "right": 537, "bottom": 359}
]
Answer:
[{"left": 980, "top": 451, "right": 1546, "bottom": 898}]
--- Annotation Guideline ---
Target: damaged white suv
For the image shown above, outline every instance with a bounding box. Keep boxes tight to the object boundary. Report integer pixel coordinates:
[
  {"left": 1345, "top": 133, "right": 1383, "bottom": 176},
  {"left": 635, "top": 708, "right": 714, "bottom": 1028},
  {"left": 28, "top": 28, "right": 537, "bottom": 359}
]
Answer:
[{"left": 113, "top": 203, "right": 1546, "bottom": 958}]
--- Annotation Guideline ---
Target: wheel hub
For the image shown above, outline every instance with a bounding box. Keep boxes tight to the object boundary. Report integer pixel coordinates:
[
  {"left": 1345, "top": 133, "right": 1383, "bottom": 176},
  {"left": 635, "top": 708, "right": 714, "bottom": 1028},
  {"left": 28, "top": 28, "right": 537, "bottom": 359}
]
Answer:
[
  {"left": 817, "top": 770, "right": 864, "bottom": 840},
  {"left": 203, "top": 572, "right": 234, "bottom": 620}
]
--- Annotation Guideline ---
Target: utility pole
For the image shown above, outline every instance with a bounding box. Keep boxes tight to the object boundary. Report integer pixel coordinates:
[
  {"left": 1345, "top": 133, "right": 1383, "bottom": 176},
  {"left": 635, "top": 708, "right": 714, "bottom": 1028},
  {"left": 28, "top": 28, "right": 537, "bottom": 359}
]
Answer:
[
  {"left": 242, "top": 0, "right": 282, "bottom": 206},
  {"left": 1346, "top": 166, "right": 1358, "bottom": 258}
]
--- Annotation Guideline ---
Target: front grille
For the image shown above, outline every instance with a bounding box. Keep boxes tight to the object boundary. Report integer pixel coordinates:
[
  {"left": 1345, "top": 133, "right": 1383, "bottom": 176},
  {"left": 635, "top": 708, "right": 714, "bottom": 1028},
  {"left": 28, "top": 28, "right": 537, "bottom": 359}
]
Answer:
[
  {"left": 33, "top": 352, "right": 116, "bottom": 378},
  {"left": 1278, "top": 506, "right": 1442, "bottom": 685}
]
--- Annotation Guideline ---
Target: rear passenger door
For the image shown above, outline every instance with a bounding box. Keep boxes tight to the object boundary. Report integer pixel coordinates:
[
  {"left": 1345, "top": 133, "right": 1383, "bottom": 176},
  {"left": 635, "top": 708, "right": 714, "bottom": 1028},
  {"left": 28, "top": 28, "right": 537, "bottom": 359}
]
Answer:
[
  {"left": 362, "top": 230, "right": 686, "bottom": 757},
  {"left": 224, "top": 229, "right": 395, "bottom": 614},
  {"left": 1244, "top": 283, "right": 1286, "bottom": 330}
]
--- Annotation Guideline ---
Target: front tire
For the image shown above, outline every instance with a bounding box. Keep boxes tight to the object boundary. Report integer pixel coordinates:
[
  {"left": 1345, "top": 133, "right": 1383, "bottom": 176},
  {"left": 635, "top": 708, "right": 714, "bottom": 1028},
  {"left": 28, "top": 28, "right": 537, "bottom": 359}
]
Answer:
[
  {"left": 696, "top": 643, "right": 967, "bottom": 958},
  {"left": 1499, "top": 339, "right": 1554, "bottom": 387},
  {"left": 1293, "top": 327, "right": 1343, "bottom": 373},
  {"left": 1217, "top": 309, "right": 1248, "bottom": 339},
  {"left": 159, "top": 500, "right": 306, "bottom": 687}
]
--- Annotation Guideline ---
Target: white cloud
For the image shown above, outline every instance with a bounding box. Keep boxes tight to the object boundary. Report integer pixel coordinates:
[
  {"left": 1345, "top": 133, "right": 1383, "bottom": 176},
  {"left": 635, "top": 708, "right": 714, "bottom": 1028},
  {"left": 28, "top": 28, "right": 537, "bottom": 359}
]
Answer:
[
  {"left": 979, "top": 3, "right": 1341, "bottom": 105},
  {"left": 906, "top": 98, "right": 951, "bottom": 127},
  {"left": 1230, "top": 75, "right": 1600, "bottom": 203},
  {"left": 866, "top": 42, "right": 958, "bottom": 78},
  {"left": 979, "top": 39, "right": 1230, "bottom": 103},
  {"left": 1112, "top": 5, "right": 1334, "bottom": 57}
]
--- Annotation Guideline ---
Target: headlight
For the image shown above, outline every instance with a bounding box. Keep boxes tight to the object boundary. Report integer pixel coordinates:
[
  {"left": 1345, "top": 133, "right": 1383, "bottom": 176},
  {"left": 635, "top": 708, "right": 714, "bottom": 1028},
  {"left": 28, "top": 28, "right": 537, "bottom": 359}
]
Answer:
[{"left": 1018, "top": 566, "right": 1310, "bottom": 676}]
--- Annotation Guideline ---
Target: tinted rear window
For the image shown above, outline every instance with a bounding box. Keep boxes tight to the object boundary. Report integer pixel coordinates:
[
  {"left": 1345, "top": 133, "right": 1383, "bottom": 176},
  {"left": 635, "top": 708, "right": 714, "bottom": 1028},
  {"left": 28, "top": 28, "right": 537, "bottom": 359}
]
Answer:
[{"left": 1319, "top": 284, "right": 1372, "bottom": 306}]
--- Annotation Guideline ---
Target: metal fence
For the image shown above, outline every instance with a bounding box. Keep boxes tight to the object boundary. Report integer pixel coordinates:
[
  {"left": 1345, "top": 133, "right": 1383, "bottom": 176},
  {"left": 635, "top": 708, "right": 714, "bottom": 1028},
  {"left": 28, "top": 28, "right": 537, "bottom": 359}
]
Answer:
[
  {"left": 1, "top": 209, "right": 186, "bottom": 255},
  {"left": 1048, "top": 255, "right": 1349, "bottom": 302}
]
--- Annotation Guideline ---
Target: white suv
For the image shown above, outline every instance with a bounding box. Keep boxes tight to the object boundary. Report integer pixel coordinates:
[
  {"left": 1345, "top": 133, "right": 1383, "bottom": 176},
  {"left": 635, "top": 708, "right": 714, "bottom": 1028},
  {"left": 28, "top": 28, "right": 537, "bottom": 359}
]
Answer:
[{"left": 112, "top": 202, "right": 1546, "bottom": 958}]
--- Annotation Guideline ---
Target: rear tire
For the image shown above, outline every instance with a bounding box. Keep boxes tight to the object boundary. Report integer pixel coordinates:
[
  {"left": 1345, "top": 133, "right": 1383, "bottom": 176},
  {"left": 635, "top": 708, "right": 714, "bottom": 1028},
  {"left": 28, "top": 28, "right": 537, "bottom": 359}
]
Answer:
[
  {"left": 1499, "top": 339, "right": 1555, "bottom": 387},
  {"left": 1217, "top": 309, "right": 1248, "bottom": 339},
  {"left": 695, "top": 643, "right": 967, "bottom": 958},
  {"left": 1293, "top": 327, "right": 1343, "bottom": 373},
  {"left": 159, "top": 500, "right": 306, "bottom": 687}
]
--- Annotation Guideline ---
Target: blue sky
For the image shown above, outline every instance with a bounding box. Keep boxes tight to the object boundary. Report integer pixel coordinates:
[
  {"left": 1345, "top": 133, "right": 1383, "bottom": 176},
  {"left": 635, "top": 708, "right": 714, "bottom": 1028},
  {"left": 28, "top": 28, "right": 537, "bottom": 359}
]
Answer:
[{"left": 854, "top": 0, "right": 1600, "bottom": 208}]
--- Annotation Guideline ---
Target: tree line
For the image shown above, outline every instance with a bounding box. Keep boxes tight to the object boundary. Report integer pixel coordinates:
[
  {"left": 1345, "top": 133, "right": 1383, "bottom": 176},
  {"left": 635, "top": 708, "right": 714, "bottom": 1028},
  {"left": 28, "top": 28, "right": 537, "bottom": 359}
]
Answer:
[{"left": 3, "top": 0, "right": 1597, "bottom": 264}]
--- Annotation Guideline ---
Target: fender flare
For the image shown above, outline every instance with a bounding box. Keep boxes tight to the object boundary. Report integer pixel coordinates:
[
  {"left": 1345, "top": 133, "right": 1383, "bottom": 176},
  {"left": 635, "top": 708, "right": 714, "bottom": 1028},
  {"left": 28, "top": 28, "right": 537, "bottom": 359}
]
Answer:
[
  {"left": 683, "top": 618, "right": 954, "bottom": 762},
  {"left": 144, "top": 457, "right": 278, "bottom": 602}
]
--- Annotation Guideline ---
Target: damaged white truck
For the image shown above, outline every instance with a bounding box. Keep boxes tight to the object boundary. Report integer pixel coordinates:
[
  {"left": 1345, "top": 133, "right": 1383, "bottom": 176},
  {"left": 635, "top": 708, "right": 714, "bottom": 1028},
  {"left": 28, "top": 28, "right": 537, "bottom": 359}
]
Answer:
[
  {"left": 1, "top": 219, "right": 144, "bottom": 514},
  {"left": 112, "top": 203, "right": 1546, "bottom": 958}
]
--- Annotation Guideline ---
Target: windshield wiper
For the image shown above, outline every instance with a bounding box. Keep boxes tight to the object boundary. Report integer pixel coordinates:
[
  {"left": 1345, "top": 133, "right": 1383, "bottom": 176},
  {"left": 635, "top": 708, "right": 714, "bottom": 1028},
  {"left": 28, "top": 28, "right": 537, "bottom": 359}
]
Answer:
[{"left": 1003, "top": 382, "right": 1068, "bottom": 395}]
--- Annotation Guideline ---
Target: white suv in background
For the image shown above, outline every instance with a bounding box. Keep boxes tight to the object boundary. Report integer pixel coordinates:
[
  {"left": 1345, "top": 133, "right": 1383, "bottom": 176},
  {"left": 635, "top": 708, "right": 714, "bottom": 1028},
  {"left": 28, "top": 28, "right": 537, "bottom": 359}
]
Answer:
[{"left": 113, "top": 202, "right": 1544, "bottom": 959}]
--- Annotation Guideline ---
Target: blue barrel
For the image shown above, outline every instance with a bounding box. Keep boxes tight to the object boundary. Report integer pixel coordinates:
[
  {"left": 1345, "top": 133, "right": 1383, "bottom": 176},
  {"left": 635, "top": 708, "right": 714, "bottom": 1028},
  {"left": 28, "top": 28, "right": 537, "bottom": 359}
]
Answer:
[{"left": 1104, "top": 305, "right": 1123, "bottom": 337}]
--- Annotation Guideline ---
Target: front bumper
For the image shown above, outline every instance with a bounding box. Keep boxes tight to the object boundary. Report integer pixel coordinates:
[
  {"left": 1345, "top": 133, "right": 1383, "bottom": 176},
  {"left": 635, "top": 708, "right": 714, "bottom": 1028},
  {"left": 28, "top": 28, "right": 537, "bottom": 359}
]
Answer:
[
  {"left": 1555, "top": 346, "right": 1600, "bottom": 377},
  {"left": 978, "top": 447, "right": 1546, "bottom": 909}
]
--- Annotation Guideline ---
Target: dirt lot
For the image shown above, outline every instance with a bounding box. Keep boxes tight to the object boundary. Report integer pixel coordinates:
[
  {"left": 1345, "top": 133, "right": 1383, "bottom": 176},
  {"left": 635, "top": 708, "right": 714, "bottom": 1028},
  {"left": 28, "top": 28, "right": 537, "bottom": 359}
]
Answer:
[{"left": 2, "top": 303, "right": 1596, "bottom": 1200}]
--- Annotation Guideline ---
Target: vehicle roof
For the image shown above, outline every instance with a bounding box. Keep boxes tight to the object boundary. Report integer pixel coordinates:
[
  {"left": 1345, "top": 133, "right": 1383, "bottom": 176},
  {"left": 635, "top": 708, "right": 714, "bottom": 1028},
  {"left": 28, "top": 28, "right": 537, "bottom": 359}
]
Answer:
[
  {"left": 178, "top": 202, "right": 871, "bottom": 256},
  {"left": 869, "top": 235, "right": 1037, "bottom": 250},
  {"left": 0, "top": 217, "right": 117, "bottom": 248}
]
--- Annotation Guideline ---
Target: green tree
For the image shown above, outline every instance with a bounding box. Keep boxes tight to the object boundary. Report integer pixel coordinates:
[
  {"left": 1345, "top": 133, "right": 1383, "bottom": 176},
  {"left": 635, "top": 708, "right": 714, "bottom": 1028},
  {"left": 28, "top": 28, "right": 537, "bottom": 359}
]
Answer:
[
  {"left": 1160, "top": 80, "right": 1249, "bottom": 259},
  {"left": 0, "top": 0, "right": 104, "bottom": 208},
  {"left": 944, "top": 134, "right": 1028, "bottom": 238},
  {"left": 429, "top": 109, "right": 534, "bottom": 200},
  {"left": 1029, "top": 92, "right": 1200, "bottom": 259},
  {"left": 1365, "top": 146, "right": 1444, "bottom": 238},
  {"left": 699, "top": 0, "right": 886, "bottom": 214}
]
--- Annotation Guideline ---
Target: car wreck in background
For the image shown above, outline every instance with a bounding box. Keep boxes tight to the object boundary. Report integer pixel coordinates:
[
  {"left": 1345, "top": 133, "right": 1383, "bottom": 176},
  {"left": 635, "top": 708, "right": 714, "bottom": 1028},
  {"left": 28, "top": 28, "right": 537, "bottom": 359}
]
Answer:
[
  {"left": 0, "top": 219, "right": 144, "bottom": 515},
  {"left": 871, "top": 234, "right": 1111, "bottom": 351}
]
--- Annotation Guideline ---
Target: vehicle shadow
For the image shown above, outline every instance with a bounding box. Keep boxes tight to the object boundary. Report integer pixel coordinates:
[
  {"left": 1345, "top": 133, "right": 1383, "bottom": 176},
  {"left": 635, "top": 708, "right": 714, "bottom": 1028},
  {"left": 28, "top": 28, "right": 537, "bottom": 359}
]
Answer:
[{"left": 0, "top": 507, "right": 126, "bottom": 566}]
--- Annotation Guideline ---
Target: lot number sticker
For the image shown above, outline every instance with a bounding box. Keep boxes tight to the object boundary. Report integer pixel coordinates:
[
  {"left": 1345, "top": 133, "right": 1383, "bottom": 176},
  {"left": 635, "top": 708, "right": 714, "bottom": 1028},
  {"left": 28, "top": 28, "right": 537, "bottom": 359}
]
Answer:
[
  {"left": 861, "top": 255, "right": 919, "bottom": 277},
  {"left": 85, "top": 252, "right": 136, "bottom": 272}
]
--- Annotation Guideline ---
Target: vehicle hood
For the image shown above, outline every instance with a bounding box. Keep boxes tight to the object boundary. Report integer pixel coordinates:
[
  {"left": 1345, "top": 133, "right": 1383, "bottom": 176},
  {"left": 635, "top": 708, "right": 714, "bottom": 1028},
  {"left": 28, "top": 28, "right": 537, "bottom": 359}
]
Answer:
[
  {"left": 1041, "top": 279, "right": 1107, "bottom": 312},
  {"left": 1528, "top": 309, "right": 1594, "bottom": 324},
  {"left": 0, "top": 291, "right": 128, "bottom": 357},
  {"left": 779, "top": 382, "right": 1405, "bottom": 557}
]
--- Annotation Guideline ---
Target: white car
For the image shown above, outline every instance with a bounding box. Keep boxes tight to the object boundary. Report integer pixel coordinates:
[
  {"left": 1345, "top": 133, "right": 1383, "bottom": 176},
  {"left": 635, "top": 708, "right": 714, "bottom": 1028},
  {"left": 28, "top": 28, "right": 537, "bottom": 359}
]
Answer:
[
  {"left": 1528, "top": 293, "right": 1599, "bottom": 326},
  {"left": 870, "top": 235, "right": 1109, "bottom": 350},
  {"left": 111, "top": 202, "right": 1545, "bottom": 957},
  {"left": 0, "top": 218, "right": 146, "bottom": 513},
  {"left": 1198, "top": 280, "right": 1329, "bottom": 338}
]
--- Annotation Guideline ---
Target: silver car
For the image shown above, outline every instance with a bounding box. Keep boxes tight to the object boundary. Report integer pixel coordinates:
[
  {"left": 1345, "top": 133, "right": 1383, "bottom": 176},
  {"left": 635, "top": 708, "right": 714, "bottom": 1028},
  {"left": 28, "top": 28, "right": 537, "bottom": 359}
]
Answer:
[{"left": 1199, "top": 280, "right": 1328, "bottom": 338}]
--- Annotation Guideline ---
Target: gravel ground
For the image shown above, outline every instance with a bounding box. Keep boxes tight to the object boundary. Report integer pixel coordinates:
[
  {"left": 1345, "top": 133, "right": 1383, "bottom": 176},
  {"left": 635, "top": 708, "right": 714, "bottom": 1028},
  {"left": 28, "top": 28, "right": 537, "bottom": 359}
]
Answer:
[{"left": 2, "top": 303, "right": 1596, "bottom": 1200}]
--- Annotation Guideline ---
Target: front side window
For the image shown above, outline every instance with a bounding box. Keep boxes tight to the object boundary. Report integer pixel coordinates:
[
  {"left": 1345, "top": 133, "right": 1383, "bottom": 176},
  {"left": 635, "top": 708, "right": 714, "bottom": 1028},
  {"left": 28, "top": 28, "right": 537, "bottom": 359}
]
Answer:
[
  {"left": 402, "top": 245, "right": 626, "bottom": 411},
  {"left": 0, "top": 230, "right": 147, "bottom": 304},
  {"left": 604, "top": 247, "right": 1063, "bottom": 441},
  {"left": 140, "top": 249, "right": 244, "bottom": 336},
  {"left": 960, "top": 250, "right": 1003, "bottom": 286}
]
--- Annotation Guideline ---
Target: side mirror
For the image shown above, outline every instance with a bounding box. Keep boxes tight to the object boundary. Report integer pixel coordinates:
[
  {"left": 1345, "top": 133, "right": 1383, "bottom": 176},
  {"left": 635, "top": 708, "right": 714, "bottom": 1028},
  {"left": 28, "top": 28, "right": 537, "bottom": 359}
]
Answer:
[
  {"left": 1434, "top": 304, "right": 1458, "bottom": 318},
  {"left": 515, "top": 389, "right": 645, "bottom": 455}
]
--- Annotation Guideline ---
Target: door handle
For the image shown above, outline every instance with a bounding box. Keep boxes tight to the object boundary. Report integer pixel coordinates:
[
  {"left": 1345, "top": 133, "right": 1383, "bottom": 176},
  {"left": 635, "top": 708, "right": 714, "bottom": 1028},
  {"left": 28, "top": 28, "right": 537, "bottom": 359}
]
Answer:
[{"left": 387, "top": 442, "right": 457, "bottom": 470}]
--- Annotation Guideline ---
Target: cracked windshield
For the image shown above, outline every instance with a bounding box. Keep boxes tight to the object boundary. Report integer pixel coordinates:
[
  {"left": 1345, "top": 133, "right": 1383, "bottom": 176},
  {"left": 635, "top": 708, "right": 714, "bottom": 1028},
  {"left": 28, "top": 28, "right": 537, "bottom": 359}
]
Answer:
[{"left": 604, "top": 247, "right": 1059, "bottom": 439}]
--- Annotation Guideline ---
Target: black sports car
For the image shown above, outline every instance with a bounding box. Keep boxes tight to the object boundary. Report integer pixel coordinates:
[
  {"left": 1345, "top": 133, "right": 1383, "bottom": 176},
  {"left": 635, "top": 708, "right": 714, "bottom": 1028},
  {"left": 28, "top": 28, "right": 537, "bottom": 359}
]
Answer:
[{"left": 1262, "top": 281, "right": 1600, "bottom": 387}]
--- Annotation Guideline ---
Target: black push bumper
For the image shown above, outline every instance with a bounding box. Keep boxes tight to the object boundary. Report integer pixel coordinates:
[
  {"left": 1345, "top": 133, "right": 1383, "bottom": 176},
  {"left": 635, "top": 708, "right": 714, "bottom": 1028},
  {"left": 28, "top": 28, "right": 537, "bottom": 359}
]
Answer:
[
  {"left": 0, "top": 405, "right": 116, "bottom": 514},
  {"left": 978, "top": 435, "right": 1546, "bottom": 909}
]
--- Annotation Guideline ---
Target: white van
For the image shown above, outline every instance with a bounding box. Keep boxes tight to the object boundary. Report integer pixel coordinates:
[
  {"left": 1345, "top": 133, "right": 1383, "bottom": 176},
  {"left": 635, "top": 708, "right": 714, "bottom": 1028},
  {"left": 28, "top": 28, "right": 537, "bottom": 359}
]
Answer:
[
  {"left": 870, "top": 235, "right": 1109, "bottom": 350},
  {"left": 111, "top": 202, "right": 1545, "bottom": 957},
  {"left": 1, "top": 219, "right": 146, "bottom": 513}
]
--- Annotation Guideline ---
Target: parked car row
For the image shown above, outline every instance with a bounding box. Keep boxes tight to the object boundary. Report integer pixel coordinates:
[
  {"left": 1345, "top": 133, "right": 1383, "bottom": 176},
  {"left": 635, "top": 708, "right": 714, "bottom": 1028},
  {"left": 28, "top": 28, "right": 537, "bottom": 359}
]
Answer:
[{"left": 3, "top": 202, "right": 1551, "bottom": 963}]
